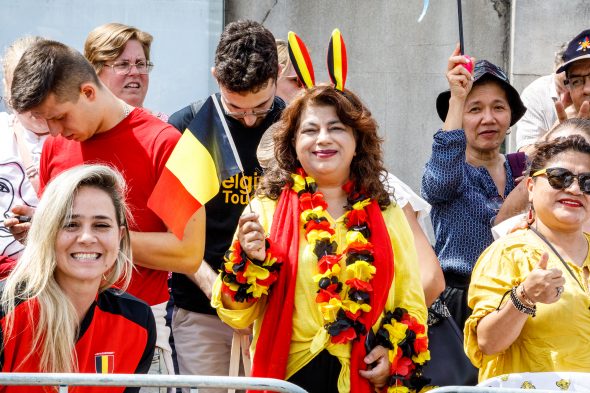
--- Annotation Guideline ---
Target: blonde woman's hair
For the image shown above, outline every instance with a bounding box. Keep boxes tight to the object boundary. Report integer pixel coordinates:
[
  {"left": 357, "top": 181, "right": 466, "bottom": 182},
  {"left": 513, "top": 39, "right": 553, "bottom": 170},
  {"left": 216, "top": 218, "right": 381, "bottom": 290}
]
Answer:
[
  {"left": 0, "top": 164, "right": 133, "bottom": 373},
  {"left": 276, "top": 39, "right": 289, "bottom": 71},
  {"left": 2, "top": 35, "right": 44, "bottom": 108},
  {"left": 84, "top": 22, "right": 153, "bottom": 74}
]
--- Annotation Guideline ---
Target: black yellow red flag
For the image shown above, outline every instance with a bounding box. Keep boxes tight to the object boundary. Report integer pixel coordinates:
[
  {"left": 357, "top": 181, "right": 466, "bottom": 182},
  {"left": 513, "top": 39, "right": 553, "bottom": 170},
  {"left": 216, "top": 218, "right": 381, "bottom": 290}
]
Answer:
[{"left": 148, "top": 95, "right": 243, "bottom": 239}]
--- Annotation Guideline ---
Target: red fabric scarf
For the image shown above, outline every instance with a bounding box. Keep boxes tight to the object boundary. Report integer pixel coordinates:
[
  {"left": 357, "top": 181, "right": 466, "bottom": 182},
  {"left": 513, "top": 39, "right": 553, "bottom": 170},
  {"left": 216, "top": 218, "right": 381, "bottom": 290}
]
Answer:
[{"left": 250, "top": 187, "right": 394, "bottom": 393}]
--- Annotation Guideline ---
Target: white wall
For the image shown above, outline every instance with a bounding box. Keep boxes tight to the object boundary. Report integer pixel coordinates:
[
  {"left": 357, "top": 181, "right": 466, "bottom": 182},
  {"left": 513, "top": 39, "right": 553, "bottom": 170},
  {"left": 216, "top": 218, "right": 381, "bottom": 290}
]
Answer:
[{"left": 0, "top": 0, "right": 223, "bottom": 115}]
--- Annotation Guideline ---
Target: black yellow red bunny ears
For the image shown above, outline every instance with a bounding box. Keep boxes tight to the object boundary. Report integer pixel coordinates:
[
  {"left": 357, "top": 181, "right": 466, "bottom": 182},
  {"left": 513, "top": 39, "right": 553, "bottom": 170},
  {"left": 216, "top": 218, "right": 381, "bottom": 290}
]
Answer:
[
  {"left": 327, "top": 29, "right": 347, "bottom": 91},
  {"left": 287, "top": 29, "right": 348, "bottom": 91},
  {"left": 287, "top": 31, "right": 315, "bottom": 89}
]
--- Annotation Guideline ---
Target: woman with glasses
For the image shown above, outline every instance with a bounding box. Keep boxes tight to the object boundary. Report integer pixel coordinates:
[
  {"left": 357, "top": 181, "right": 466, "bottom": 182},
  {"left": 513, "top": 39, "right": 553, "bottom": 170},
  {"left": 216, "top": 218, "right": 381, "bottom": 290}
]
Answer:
[
  {"left": 84, "top": 23, "right": 167, "bottom": 121},
  {"left": 421, "top": 45, "right": 527, "bottom": 329},
  {"left": 465, "top": 134, "right": 590, "bottom": 382}
]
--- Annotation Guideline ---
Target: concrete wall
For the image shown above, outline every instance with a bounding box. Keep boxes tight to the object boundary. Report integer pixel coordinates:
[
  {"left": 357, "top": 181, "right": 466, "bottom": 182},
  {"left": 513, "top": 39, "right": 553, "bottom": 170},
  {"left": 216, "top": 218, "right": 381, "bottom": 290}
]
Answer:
[
  {"left": 226, "top": 0, "right": 590, "bottom": 193},
  {"left": 0, "top": 0, "right": 224, "bottom": 115}
]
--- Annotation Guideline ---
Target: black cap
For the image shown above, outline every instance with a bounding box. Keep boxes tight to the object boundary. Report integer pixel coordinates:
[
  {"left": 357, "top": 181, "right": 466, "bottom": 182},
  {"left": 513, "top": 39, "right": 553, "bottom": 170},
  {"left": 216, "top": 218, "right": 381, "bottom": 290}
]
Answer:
[
  {"left": 436, "top": 60, "right": 527, "bottom": 127},
  {"left": 556, "top": 29, "right": 590, "bottom": 74}
]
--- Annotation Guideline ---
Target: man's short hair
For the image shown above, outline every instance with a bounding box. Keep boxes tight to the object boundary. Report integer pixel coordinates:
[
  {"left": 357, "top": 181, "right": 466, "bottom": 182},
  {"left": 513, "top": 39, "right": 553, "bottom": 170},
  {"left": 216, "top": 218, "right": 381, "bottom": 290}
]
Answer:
[
  {"left": 214, "top": 20, "right": 278, "bottom": 93},
  {"left": 10, "top": 40, "right": 101, "bottom": 113}
]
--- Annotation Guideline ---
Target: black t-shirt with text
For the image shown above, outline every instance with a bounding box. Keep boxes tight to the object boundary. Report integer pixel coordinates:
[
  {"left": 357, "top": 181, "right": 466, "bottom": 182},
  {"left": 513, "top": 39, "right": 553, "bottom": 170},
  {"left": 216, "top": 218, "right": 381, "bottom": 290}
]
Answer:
[{"left": 168, "top": 94, "right": 285, "bottom": 314}]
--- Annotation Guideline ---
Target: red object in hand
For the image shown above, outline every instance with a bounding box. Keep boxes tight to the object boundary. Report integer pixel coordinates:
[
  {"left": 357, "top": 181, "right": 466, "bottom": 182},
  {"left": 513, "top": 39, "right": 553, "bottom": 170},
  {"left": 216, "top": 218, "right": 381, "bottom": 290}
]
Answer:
[{"left": 461, "top": 55, "right": 474, "bottom": 74}]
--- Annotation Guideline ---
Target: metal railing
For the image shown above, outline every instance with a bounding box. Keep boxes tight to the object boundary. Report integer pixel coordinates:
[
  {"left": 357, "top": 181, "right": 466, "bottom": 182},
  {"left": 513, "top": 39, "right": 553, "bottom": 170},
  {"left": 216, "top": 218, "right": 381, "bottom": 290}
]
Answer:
[
  {"left": 0, "top": 373, "right": 308, "bottom": 393},
  {"left": 430, "top": 387, "right": 565, "bottom": 393}
]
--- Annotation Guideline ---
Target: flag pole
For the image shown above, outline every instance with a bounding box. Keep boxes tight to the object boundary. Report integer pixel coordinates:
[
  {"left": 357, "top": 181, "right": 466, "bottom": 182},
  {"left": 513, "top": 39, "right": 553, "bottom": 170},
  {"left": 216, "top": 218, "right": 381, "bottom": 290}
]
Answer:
[
  {"left": 457, "top": 0, "right": 465, "bottom": 55},
  {"left": 241, "top": 175, "right": 254, "bottom": 213}
]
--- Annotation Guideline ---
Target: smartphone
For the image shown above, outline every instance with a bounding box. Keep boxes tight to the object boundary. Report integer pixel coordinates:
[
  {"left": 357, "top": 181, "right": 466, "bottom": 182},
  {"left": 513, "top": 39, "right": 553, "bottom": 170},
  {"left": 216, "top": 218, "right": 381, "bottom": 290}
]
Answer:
[{"left": 13, "top": 215, "right": 31, "bottom": 223}]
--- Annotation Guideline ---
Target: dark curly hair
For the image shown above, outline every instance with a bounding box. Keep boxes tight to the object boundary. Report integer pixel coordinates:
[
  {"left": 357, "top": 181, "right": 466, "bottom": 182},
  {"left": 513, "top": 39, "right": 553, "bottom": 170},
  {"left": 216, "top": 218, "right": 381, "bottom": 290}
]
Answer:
[
  {"left": 214, "top": 20, "right": 278, "bottom": 93},
  {"left": 257, "top": 84, "right": 391, "bottom": 209},
  {"left": 529, "top": 133, "right": 590, "bottom": 175}
]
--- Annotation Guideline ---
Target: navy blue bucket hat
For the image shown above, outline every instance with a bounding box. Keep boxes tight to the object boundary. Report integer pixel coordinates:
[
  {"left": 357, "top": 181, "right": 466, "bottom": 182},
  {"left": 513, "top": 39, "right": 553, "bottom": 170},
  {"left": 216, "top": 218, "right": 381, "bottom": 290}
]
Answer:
[{"left": 436, "top": 60, "right": 527, "bottom": 126}]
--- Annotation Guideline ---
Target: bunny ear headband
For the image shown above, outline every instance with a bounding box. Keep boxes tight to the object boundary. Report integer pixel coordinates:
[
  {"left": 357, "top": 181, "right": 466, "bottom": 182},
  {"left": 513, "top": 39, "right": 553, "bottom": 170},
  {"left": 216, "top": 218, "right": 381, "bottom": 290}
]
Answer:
[{"left": 287, "top": 28, "right": 348, "bottom": 91}]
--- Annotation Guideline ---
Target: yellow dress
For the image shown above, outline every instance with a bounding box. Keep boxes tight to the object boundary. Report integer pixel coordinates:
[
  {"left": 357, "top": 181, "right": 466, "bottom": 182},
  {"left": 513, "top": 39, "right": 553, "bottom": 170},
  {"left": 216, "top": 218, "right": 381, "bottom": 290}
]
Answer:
[
  {"left": 211, "top": 196, "right": 427, "bottom": 393},
  {"left": 465, "top": 229, "right": 590, "bottom": 382}
]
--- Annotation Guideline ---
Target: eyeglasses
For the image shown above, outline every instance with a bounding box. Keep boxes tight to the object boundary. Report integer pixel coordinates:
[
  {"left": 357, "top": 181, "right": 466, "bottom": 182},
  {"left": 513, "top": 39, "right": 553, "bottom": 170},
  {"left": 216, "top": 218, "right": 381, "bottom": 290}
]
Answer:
[
  {"left": 104, "top": 60, "right": 154, "bottom": 75},
  {"left": 564, "top": 73, "right": 590, "bottom": 90},
  {"left": 221, "top": 96, "right": 275, "bottom": 119},
  {"left": 532, "top": 167, "right": 590, "bottom": 194}
]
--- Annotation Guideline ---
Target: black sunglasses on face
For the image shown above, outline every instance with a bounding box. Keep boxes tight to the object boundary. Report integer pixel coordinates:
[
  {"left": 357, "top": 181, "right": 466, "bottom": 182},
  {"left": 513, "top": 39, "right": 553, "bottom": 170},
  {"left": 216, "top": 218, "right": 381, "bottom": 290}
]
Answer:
[{"left": 532, "top": 167, "right": 590, "bottom": 194}]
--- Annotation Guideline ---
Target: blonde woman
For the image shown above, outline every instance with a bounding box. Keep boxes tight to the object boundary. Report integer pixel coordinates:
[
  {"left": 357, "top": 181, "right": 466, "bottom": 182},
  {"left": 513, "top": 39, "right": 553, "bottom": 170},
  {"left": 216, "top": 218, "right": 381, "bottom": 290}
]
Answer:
[
  {"left": 275, "top": 39, "right": 304, "bottom": 104},
  {"left": 0, "top": 165, "right": 155, "bottom": 392}
]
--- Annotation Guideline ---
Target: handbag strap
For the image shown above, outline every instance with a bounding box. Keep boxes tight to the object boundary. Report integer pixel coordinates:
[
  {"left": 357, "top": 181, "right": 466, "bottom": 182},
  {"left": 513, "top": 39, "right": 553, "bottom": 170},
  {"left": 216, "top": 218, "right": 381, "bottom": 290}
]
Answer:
[{"left": 529, "top": 227, "right": 585, "bottom": 291}]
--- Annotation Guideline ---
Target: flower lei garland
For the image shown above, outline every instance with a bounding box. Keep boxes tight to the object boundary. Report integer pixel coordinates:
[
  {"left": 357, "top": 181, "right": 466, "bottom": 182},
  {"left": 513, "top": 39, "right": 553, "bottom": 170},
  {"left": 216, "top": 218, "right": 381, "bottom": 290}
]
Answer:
[
  {"left": 376, "top": 308, "right": 431, "bottom": 393},
  {"left": 291, "top": 168, "right": 376, "bottom": 344},
  {"left": 221, "top": 238, "right": 282, "bottom": 303}
]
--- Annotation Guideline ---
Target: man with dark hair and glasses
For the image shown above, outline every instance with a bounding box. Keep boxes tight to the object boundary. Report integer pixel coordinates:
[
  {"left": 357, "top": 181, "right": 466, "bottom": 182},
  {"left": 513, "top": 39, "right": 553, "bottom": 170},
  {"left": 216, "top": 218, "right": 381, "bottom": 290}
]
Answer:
[
  {"left": 167, "top": 20, "right": 285, "bottom": 391},
  {"left": 5, "top": 39, "right": 206, "bottom": 390},
  {"left": 555, "top": 29, "right": 590, "bottom": 122}
]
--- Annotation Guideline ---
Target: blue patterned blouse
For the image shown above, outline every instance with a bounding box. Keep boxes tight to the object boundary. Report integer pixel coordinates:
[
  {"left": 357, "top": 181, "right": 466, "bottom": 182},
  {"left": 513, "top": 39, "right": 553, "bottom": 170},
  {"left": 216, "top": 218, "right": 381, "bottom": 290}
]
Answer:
[{"left": 421, "top": 129, "right": 515, "bottom": 278}]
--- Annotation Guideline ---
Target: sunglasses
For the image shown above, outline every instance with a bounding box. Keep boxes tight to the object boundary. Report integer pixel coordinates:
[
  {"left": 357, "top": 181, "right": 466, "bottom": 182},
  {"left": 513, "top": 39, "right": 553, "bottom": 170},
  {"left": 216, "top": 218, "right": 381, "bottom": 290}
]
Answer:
[{"left": 532, "top": 167, "right": 590, "bottom": 194}]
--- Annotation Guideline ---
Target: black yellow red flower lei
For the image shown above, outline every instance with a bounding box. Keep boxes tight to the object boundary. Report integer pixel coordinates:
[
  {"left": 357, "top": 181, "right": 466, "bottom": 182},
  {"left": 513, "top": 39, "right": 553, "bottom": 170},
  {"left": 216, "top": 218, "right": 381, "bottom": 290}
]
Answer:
[
  {"left": 291, "top": 168, "right": 376, "bottom": 344},
  {"left": 221, "top": 239, "right": 282, "bottom": 303},
  {"left": 375, "top": 308, "right": 430, "bottom": 393}
]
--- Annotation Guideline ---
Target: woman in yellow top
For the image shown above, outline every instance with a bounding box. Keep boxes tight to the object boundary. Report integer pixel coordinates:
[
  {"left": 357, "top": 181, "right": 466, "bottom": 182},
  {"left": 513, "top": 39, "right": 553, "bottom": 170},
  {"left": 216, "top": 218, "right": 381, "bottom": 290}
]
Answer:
[
  {"left": 211, "top": 85, "right": 428, "bottom": 393},
  {"left": 465, "top": 134, "right": 590, "bottom": 382}
]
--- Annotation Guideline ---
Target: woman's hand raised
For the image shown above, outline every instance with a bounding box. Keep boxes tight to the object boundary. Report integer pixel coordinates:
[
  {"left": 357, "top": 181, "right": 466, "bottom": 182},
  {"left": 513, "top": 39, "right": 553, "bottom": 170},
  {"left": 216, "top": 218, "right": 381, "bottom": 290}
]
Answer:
[
  {"left": 442, "top": 43, "right": 475, "bottom": 131},
  {"left": 446, "top": 43, "right": 474, "bottom": 102},
  {"left": 237, "top": 212, "right": 266, "bottom": 261},
  {"left": 521, "top": 252, "right": 566, "bottom": 304}
]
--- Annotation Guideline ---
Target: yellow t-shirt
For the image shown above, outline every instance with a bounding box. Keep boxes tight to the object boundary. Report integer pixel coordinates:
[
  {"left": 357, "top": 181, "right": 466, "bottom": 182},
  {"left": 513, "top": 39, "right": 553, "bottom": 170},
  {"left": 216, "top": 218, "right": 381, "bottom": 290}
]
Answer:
[
  {"left": 211, "top": 196, "right": 427, "bottom": 393},
  {"left": 465, "top": 229, "right": 590, "bottom": 382}
]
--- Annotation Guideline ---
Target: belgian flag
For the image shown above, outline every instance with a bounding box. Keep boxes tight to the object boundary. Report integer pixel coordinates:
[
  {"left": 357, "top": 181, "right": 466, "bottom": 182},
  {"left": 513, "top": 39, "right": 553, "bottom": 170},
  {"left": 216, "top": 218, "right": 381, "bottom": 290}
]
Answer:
[
  {"left": 148, "top": 94, "right": 243, "bottom": 239},
  {"left": 94, "top": 352, "right": 114, "bottom": 374}
]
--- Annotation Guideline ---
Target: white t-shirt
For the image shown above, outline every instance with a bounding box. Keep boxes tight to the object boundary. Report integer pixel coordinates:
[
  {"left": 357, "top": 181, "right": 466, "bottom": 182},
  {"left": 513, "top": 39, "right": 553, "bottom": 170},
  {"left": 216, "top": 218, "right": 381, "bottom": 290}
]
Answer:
[
  {"left": 515, "top": 74, "right": 559, "bottom": 151},
  {"left": 0, "top": 112, "right": 45, "bottom": 258},
  {"left": 384, "top": 172, "right": 431, "bottom": 233}
]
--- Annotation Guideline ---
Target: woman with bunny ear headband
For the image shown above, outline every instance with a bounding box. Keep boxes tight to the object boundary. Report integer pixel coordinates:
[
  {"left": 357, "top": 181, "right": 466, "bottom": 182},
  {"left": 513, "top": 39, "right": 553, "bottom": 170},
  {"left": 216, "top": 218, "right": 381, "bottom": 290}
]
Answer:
[{"left": 213, "top": 30, "right": 429, "bottom": 393}]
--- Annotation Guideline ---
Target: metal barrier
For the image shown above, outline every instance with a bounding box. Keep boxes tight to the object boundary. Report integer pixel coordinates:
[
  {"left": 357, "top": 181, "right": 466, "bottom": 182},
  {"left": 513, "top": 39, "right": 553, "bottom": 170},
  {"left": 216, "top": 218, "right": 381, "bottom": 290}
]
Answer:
[
  {"left": 430, "top": 387, "right": 564, "bottom": 393},
  {"left": 0, "top": 373, "right": 308, "bottom": 393}
]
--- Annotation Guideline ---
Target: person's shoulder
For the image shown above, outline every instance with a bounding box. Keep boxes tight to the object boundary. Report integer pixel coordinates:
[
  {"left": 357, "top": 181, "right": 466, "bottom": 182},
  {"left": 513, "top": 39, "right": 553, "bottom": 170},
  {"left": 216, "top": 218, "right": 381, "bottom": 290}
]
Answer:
[
  {"left": 168, "top": 100, "right": 205, "bottom": 132},
  {"left": 131, "top": 108, "right": 181, "bottom": 140},
  {"left": 481, "top": 229, "right": 543, "bottom": 265},
  {"left": 97, "top": 289, "right": 153, "bottom": 327}
]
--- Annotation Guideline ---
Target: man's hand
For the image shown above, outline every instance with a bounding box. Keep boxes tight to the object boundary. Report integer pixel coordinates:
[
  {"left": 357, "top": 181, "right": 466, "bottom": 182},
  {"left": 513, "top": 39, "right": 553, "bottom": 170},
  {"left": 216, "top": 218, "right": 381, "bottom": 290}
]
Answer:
[
  {"left": 3, "top": 205, "right": 36, "bottom": 242},
  {"left": 556, "top": 99, "right": 590, "bottom": 122}
]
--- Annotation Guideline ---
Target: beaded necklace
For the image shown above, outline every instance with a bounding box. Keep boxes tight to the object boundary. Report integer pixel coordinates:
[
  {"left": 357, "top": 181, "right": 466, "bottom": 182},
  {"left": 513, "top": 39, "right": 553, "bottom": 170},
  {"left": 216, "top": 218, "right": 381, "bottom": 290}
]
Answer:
[{"left": 291, "top": 169, "right": 376, "bottom": 344}]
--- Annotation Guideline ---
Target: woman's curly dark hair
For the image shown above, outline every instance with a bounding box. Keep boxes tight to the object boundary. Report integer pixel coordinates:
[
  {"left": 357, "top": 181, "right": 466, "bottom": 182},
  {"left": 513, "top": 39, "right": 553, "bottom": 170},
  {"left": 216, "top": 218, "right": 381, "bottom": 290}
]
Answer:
[
  {"left": 257, "top": 84, "right": 390, "bottom": 209},
  {"left": 529, "top": 133, "right": 590, "bottom": 175}
]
